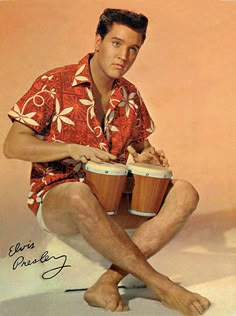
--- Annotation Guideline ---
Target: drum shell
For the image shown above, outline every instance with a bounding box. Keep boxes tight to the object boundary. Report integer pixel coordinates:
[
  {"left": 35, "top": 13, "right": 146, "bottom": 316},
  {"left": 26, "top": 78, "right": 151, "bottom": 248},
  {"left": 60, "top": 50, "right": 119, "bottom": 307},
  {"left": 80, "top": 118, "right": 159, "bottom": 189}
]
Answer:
[
  {"left": 131, "top": 174, "right": 170, "bottom": 216},
  {"left": 85, "top": 168, "right": 127, "bottom": 215}
]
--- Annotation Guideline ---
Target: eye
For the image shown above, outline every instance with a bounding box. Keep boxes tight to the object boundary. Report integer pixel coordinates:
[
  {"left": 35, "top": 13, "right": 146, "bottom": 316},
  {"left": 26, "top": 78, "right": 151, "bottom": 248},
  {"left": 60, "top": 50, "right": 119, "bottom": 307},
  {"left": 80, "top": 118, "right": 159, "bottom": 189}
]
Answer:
[
  {"left": 112, "top": 41, "right": 121, "bottom": 47},
  {"left": 130, "top": 47, "right": 138, "bottom": 53}
]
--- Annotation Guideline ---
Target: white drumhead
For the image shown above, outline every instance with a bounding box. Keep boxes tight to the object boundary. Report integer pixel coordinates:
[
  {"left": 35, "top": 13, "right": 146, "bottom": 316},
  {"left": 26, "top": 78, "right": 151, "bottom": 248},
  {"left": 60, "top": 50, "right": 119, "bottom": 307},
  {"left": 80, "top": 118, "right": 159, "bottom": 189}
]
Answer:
[
  {"left": 127, "top": 163, "right": 172, "bottom": 178},
  {"left": 84, "top": 161, "right": 128, "bottom": 175}
]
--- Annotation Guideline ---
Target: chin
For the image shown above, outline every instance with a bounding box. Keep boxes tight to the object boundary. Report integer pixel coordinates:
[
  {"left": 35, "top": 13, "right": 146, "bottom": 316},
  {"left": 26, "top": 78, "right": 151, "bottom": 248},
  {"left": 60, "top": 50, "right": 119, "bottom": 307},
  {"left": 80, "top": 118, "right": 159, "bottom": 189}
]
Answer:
[{"left": 108, "top": 73, "right": 123, "bottom": 81}]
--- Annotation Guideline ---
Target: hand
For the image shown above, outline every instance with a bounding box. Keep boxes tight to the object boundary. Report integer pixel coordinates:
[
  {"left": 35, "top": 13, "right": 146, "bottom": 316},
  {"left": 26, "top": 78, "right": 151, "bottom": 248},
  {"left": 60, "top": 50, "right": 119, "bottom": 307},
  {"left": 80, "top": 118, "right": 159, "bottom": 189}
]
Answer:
[
  {"left": 68, "top": 144, "right": 117, "bottom": 163},
  {"left": 127, "top": 145, "right": 169, "bottom": 167}
]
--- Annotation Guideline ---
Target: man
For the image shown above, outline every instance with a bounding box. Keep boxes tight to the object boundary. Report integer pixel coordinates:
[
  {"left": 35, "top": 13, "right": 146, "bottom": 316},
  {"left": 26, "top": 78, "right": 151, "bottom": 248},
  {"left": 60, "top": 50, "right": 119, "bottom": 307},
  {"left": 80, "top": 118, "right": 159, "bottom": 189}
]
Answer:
[{"left": 3, "top": 8, "right": 210, "bottom": 315}]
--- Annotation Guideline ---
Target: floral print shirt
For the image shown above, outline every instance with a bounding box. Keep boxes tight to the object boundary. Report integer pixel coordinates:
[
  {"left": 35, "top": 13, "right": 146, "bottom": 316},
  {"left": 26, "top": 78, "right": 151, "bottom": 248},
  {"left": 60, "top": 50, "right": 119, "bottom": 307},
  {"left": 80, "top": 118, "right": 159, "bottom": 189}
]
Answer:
[{"left": 8, "top": 53, "right": 155, "bottom": 215}]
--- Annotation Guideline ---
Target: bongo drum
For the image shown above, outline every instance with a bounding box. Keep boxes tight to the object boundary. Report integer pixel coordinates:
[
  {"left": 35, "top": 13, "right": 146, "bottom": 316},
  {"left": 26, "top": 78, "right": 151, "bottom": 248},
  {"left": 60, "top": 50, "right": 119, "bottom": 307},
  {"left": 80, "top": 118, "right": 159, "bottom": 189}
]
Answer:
[
  {"left": 84, "top": 161, "right": 128, "bottom": 215},
  {"left": 127, "top": 163, "right": 173, "bottom": 217}
]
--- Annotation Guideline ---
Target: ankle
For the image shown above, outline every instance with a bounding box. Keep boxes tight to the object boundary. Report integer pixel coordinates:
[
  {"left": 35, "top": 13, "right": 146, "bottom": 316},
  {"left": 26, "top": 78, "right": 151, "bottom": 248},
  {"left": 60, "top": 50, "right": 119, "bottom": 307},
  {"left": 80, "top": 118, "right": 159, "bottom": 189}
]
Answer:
[
  {"left": 99, "top": 270, "right": 124, "bottom": 286},
  {"left": 147, "top": 273, "right": 173, "bottom": 295}
]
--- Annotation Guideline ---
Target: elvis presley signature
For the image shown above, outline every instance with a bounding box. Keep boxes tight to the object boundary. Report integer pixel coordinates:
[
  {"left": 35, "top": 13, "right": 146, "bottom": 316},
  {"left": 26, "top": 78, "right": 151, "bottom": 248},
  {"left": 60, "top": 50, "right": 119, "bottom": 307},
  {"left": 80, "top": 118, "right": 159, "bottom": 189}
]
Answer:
[{"left": 8, "top": 240, "right": 71, "bottom": 279}]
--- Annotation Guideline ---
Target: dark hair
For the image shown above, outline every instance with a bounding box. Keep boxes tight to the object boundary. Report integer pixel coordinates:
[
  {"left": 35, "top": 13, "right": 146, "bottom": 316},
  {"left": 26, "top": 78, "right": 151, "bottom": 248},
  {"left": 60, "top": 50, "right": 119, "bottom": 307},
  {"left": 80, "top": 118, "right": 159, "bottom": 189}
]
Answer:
[{"left": 96, "top": 8, "right": 148, "bottom": 43}]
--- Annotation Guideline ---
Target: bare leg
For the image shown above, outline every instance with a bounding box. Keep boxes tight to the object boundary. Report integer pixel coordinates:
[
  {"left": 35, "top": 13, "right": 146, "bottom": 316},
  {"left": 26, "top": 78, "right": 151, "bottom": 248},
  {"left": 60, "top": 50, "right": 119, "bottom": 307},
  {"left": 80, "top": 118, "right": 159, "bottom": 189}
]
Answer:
[
  {"left": 84, "top": 180, "right": 211, "bottom": 314},
  {"left": 41, "top": 180, "right": 210, "bottom": 314}
]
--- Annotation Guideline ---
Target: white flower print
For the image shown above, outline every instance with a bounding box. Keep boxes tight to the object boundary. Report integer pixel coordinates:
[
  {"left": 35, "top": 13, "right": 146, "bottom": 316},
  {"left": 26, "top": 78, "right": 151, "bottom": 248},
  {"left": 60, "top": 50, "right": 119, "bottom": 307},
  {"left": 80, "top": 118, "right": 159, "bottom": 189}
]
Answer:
[
  {"left": 9, "top": 80, "right": 56, "bottom": 126},
  {"left": 118, "top": 86, "right": 138, "bottom": 117},
  {"left": 99, "top": 142, "right": 108, "bottom": 151},
  {"left": 73, "top": 64, "right": 89, "bottom": 85},
  {"left": 104, "top": 109, "right": 119, "bottom": 141},
  {"left": 52, "top": 98, "right": 75, "bottom": 133},
  {"left": 28, "top": 185, "right": 46, "bottom": 205},
  {"left": 146, "top": 119, "right": 155, "bottom": 133},
  {"left": 28, "top": 182, "right": 36, "bottom": 205},
  {"left": 36, "top": 190, "right": 46, "bottom": 203},
  {"left": 24, "top": 84, "right": 56, "bottom": 109},
  {"left": 110, "top": 89, "right": 120, "bottom": 108},
  {"left": 52, "top": 134, "right": 65, "bottom": 143},
  {"left": 9, "top": 104, "right": 39, "bottom": 126},
  {"left": 80, "top": 88, "right": 94, "bottom": 107},
  {"left": 42, "top": 167, "right": 55, "bottom": 185},
  {"left": 41, "top": 75, "right": 54, "bottom": 81},
  {"left": 80, "top": 88, "right": 103, "bottom": 137}
]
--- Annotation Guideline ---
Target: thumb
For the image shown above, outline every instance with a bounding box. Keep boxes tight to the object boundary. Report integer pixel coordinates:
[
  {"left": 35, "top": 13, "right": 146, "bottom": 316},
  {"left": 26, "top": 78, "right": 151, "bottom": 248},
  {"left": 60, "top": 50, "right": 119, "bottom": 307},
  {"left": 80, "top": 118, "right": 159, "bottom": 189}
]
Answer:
[{"left": 127, "top": 145, "right": 138, "bottom": 158}]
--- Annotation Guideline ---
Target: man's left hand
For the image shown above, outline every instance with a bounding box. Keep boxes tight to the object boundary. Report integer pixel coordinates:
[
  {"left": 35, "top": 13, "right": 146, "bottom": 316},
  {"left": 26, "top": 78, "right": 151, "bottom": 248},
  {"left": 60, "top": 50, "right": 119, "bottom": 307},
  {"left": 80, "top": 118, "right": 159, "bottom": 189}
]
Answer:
[{"left": 127, "top": 145, "right": 169, "bottom": 167}]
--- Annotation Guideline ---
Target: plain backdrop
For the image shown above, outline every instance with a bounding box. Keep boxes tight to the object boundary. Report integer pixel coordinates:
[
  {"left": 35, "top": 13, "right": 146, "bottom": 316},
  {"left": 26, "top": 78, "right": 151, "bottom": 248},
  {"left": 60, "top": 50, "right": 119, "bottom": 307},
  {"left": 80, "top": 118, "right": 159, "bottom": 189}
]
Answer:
[{"left": 0, "top": 0, "right": 235, "bottom": 302}]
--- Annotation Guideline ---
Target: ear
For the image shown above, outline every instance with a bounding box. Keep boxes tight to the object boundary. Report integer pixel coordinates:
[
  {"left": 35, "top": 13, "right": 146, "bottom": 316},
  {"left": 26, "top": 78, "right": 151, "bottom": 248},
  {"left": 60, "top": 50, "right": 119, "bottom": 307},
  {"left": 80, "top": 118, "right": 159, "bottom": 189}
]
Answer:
[{"left": 95, "top": 34, "right": 102, "bottom": 52}]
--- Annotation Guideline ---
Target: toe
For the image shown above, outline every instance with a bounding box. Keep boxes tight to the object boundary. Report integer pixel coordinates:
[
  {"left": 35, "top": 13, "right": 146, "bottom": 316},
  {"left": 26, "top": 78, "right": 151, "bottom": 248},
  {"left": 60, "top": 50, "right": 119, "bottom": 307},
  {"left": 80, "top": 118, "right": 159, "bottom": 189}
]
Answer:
[
  {"left": 105, "top": 296, "right": 119, "bottom": 312},
  {"left": 123, "top": 304, "right": 130, "bottom": 311},
  {"left": 193, "top": 301, "right": 205, "bottom": 314},
  {"left": 114, "top": 300, "right": 130, "bottom": 312},
  {"left": 202, "top": 297, "right": 211, "bottom": 309},
  {"left": 189, "top": 304, "right": 200, "bottom": 316}
]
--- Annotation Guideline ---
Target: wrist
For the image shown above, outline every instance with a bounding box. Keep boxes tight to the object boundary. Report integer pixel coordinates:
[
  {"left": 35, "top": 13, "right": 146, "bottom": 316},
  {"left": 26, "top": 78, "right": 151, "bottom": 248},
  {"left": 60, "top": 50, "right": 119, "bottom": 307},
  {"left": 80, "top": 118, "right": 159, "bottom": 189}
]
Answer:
[{"left": 67, "top": 143, "right": 74, "bottom": 158}]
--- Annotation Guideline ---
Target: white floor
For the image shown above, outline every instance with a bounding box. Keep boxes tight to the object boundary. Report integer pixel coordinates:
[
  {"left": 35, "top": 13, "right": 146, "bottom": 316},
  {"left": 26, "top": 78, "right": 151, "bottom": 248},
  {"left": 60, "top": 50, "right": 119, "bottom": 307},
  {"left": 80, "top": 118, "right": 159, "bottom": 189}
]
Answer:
[{"left": 0, "top": 209, "right": 235, "bottom": 316}]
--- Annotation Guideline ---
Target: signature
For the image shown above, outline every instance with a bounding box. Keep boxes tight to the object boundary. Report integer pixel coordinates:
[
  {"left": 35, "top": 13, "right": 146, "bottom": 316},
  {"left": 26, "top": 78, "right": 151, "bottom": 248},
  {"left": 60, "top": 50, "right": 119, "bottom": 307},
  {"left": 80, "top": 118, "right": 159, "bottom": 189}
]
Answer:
[{"left": 8, "top": 240, "right": 71, "bottom": 280}]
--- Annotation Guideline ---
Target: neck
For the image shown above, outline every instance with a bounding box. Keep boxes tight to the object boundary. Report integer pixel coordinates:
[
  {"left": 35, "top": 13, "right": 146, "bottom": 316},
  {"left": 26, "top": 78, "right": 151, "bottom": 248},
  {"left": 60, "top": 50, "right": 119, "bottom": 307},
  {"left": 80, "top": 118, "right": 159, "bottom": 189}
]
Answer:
[{"left": 90, "top": 54, "right": 114, "bottom": 94}]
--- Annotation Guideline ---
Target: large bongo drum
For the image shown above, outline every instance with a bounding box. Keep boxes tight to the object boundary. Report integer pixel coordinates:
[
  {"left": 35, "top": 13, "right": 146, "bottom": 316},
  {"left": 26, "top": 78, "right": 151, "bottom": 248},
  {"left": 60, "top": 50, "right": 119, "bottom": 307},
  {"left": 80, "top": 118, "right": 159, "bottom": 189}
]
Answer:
[
  {"left": 127, "top": 163, "right": 173, "bottom": 217},
  {"left": 84, "top": 161, "right": 128, "bottom": 215}
]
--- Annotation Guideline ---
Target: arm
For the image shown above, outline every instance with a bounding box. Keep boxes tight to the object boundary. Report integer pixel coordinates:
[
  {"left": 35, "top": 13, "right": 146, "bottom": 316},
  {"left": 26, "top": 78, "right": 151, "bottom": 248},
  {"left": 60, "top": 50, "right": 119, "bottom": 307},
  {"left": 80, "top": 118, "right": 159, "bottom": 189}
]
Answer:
[
  {"left": 128, "top": 140, "right": 169, "bottom": 167},
  {"left": 3, "top": 121, "right": 116, "bottom": 163}
]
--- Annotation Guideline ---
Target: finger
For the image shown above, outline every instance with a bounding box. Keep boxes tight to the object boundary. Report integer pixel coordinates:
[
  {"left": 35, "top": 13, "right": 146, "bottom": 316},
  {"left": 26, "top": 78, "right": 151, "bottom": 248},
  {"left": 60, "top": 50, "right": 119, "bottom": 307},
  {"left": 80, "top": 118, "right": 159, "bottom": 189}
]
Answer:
[
  {"left": 81, "top": 156, "right": 88, "bottom": 164},
  {"left": 90, "top": 156, "right": 103, "bottom": 163},
  {"left": 96, "top": 153, "right": 116, "bottom": 162},
  {"left": 127, "top": 145, "right": 138, "bottom": 157},
  {"left": 149, "top": 146, "right": 156, "bottom": 154},
  {"left": 103, "top": 154, "right": 116, "bottom": 161},
  {"left": 156, "top": 149, "right": 165, "bottom": 157},
  {"left": 146, "top": 153, "right": 161, "bottom": 164},
  {"left": 160, "top": 156, "right": 169, "bottom": 163},
  {"left": 109, "top": 154, "right": 117, "bottom": 160}
]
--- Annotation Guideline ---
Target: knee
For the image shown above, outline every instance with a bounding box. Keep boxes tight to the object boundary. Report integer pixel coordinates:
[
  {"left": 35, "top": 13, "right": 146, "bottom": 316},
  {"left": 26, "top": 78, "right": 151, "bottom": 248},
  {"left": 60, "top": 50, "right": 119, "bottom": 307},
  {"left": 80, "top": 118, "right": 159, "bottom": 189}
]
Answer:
[
  {"left": 174, "top": 179, "right": 199, "bottom": 214},
  {"left": 66, "top": 182, "right": 95, "bottom": 217}
]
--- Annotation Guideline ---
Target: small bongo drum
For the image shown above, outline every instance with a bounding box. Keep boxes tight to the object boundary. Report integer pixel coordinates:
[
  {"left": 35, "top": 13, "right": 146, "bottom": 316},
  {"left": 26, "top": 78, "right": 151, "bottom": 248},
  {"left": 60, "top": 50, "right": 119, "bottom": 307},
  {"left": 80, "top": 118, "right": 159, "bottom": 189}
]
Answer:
[
  {"left": 84, "top": 161, "right": 128, "bottom": 215},
  {"left": 127, "top": 163, "right": 173, "bottom": 217}
]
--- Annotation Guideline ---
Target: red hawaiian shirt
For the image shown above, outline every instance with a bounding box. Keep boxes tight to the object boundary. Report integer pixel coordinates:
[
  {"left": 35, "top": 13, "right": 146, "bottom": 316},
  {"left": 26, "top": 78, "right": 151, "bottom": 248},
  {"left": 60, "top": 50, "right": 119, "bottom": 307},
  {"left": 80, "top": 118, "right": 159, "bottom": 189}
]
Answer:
[{"left": 8, "top": 53, "right": 155, "bottom": 215}]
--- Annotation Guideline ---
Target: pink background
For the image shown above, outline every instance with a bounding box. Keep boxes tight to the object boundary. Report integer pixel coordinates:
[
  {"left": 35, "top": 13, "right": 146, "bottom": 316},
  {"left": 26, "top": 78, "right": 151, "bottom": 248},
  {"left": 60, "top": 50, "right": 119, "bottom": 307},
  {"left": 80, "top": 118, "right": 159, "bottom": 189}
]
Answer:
[{"left": 0, "top": 0, "right": 235, "bottom": 261}]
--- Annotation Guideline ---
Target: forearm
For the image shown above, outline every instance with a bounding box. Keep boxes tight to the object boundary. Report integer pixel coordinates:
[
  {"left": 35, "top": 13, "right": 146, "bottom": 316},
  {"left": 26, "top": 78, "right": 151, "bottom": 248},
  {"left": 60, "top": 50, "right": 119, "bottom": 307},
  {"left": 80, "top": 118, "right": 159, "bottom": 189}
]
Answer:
[
  {"left": 3, "top": 122, "right": 116, "bottom": 163},
  {"left": 3, "top": 132, "right": 71, "bottom": 162}
]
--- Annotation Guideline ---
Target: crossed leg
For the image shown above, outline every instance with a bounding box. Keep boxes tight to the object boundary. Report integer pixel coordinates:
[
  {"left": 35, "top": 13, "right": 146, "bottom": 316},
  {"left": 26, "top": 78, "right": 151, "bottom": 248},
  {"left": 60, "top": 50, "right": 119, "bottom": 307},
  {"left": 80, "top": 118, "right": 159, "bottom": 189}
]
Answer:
[
  {"left": 84, "top": 180, "right": 210, "bottom": 314},
  {"left": 41, "top": 180, "right": 210, "bottom": 315}
]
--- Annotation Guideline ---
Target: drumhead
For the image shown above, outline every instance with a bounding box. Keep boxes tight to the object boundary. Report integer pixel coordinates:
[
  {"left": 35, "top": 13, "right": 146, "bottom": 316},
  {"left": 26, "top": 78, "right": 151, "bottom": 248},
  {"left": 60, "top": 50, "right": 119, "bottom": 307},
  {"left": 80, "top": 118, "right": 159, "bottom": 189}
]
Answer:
[
  {"left": 84, "top": 161, "right": 128, "bottom": 175},
  {"left": 127, "top": 163, "right": 172, "bottom": 178}
]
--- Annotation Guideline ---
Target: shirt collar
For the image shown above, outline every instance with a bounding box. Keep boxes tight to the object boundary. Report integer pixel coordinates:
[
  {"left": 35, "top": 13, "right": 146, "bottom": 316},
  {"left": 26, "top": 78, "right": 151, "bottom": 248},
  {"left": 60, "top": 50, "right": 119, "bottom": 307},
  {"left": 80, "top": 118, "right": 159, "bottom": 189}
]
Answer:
[
  {"left": 72, "top": 53, "right": 93, "bottom": 87},
  {"left": 72, "top": 53, "right": 122, "bottom": 88}
]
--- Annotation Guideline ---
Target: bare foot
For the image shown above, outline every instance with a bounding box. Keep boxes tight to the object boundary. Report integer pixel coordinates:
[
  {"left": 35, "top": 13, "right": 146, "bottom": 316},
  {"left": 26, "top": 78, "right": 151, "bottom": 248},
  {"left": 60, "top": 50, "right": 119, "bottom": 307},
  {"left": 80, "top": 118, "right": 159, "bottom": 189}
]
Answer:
[
  {"left": 151, "top": 277, "right": 211, "bottom": 316},
  {"left": 84, "top": 277, "right": 129, "bottom": 312},
  {"left": 84, "top": 274, "right": 210, "bottom": 315}
]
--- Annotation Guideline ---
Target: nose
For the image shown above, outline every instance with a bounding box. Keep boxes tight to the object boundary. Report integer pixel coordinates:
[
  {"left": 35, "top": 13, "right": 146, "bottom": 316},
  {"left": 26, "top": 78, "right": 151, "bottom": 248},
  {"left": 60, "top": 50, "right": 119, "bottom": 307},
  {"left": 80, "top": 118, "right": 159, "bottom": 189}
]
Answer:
[{"left": 118, "top": 47, "right": 129, "bottom": 62}]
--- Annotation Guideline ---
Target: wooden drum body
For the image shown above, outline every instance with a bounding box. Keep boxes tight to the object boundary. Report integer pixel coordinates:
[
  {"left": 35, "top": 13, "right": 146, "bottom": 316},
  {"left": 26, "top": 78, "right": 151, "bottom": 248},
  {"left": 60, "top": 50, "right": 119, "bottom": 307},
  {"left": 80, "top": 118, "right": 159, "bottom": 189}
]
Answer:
[
  {"left": 84, "top": 161, "right": 128, "bottom": 215},
  {"left": 127, "top": 163, "right": 173, "bottom": 217}
]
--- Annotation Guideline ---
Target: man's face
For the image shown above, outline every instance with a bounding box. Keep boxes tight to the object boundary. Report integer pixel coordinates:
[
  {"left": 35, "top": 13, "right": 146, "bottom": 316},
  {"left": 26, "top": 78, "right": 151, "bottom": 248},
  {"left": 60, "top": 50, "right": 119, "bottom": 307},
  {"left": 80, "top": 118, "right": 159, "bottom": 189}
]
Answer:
[{"left": 95, "top": 23, "right": 143, "bottom": 80}]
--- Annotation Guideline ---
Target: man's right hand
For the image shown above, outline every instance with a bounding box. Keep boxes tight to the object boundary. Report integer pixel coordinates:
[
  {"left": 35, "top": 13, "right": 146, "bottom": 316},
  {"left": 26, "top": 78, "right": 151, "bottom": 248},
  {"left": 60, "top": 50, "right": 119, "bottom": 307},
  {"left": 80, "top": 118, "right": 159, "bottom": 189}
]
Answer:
[{"left": 67, "top": 144, "right": 117, "bottom": 164}]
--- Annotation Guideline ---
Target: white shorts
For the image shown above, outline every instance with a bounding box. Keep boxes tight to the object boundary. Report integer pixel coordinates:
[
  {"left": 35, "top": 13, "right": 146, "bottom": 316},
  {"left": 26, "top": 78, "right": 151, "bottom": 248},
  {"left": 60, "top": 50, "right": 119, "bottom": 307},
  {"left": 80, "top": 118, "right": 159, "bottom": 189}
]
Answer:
[{"left": 36, "top": 192, "right": 51, "bottom": 233}]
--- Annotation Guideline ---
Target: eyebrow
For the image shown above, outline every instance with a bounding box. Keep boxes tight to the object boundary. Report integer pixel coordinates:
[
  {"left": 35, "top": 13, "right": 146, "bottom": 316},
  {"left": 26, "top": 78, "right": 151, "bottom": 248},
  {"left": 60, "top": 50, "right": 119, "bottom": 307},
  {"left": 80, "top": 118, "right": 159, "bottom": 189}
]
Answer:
[{"left": 111, "top": 37, "right": 141, "bottom": 49}]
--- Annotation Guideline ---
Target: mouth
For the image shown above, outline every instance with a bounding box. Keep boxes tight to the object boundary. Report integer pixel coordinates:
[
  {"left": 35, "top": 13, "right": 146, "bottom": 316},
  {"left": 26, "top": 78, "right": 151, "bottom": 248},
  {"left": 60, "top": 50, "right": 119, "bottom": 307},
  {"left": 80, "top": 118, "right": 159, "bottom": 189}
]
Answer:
[{"left": 113, "top": 64, "right": 125, "bottom": 70}]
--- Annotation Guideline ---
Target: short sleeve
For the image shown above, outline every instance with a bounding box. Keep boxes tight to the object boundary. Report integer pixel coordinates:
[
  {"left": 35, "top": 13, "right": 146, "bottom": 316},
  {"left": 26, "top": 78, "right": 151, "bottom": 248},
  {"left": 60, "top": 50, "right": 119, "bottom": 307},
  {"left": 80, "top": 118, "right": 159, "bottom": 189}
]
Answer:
[
  {"left": 131, "top": 90, "right": 156, "bottom": 144},
  {"left": 8, "top": 72, "right": 56, "bottom": 134}
]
